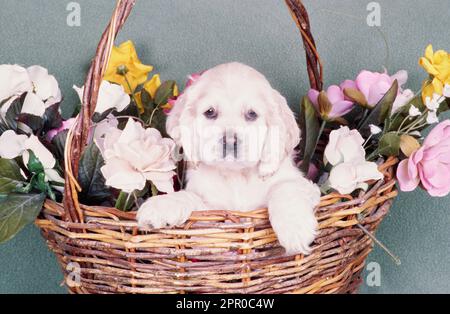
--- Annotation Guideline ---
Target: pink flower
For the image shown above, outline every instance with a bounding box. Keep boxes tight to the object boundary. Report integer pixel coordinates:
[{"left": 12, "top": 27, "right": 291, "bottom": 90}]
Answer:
[
  {"left": 355, "top": 70, "right": 408, "bottom": 107},
  {"left": 46, "top": 117, "right": 76, "bottom": 141},
  {"left": 396, "top": 120, "right": 450, "bottom": 197},
  {"left": 307, "top": 85, "right": 355, "bottom": 119}
]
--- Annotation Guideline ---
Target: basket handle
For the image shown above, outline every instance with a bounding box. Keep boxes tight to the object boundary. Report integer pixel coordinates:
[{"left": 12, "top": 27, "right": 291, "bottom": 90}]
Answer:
[{"left": 62, "top": 0, "right": 323, "bottom": 222}]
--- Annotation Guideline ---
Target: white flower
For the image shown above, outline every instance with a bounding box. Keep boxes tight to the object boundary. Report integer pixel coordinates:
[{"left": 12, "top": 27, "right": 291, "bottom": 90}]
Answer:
[
  {"left": 0, "top": 64, "right": 61, "bottom": 118},
  {"left": 329, "top": 161, "right": 383, "bottom": 194},
  {"left": 426, "top": 110, "right": 439, "bottom": 124},
  {"left": 0, "top": 131, "right": 63, "bottom": 183},
  {"left": 443, "top": 84, "right": 450, "bottom": 98},
  {"left": 324, "top": 126, "right": 365, "bottom": 166},
  {"left": 425, "top": 93, "right": 443, "bottom": 111},
  {"left": 0, "top": 64, "right": 32, "bottom": 101},
  {"left": 369, "top": 124, "right": 382, "bottom": 135},
  {"left": 0, "top": 130, "right": 28, "bottom": 159},
  {"left": 74, "top": 80, "right": 130, "bottom": 115},
  {"left": 391, "top": 89, "right": 414, "bottom": 114},
  {"left": 98, "top": 118, "right": 176, "bottom": 193},
  {"left": 408, "top": 105, "right": 421, "bottom": 117}
]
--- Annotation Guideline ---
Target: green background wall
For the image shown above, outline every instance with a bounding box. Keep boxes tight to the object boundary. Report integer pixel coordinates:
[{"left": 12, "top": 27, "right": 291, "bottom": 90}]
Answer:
[{"left": 0, "top": 0, "right": 449, "bottom": 293}]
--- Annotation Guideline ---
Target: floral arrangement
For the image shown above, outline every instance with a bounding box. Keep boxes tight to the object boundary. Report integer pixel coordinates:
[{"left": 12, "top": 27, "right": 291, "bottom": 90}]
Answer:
[{"left": 0, "top": 41, "right": 449, "bottom": 244}]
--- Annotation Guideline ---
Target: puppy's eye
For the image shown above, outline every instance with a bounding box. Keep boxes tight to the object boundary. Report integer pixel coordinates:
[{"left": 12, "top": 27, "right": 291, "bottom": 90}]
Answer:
[
  {"left": 245, "top": 109, "right": 258, "bottom": 121},
  {"left": 203, "top": 107, "right": 218, "bottom": 120}
]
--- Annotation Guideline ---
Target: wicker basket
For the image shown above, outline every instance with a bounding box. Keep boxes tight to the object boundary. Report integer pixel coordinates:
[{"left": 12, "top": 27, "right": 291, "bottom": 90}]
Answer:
[{"left": 36, "top": 0, "right": 398, "bottom": 294}]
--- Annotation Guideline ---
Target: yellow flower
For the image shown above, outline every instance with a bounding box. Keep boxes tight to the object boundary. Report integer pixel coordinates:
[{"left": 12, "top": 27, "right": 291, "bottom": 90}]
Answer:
[
  {"left": 419, "top": 45, "right": 450, "bottom": 101},
  {"left": 136, "top": 74, "right": 161, "bottom": 113},
  {"left": 104, "top": 40, "right": 153, "bottom": 94}
]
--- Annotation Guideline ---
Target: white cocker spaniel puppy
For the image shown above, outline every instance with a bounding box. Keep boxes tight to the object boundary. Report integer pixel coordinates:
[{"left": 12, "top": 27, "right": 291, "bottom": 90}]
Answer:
[{"left": 137, "top": 62, "right": 320, "bottom": 255}]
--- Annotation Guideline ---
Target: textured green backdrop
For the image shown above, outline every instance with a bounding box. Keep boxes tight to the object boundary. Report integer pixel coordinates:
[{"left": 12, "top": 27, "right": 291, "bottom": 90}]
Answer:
[{"left": 0, "top": 0, "right": 449, "bottom": 293}]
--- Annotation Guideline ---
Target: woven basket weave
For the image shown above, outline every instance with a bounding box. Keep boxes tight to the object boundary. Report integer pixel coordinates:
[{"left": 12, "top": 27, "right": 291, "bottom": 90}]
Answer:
[{"left": 36, "top": 0, "right": 398, "bottom": 294}]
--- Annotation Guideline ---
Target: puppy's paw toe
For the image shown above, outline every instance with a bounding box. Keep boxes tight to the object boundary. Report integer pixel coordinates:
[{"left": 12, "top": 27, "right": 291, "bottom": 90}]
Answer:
[{"left": 137, "top": 196, "right": 191, "bottom": 229}]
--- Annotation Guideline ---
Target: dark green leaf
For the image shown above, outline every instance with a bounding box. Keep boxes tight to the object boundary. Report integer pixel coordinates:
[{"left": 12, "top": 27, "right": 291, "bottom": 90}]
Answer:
[
  {"left": 140, "top": 89, "right": 154, "bottom": 109},
  {"left": 4, "top": 94, "right": 25, "bottom": 131},
  {"left": 298, "top": 96, "right": 321, "bottom": 173},
  {"left": 378, "top": 132, "right": 401, "bottom": 157},
  {"left": 18, "top": 113, "right": 44, "bottom": 134},
  {"left": 51, "top": 129, "right": 68, "bottom": 162},
  {"left": 359, "top": 80, "right": 398, "bottom": 134},
  {"left": 43, "top": 104, "right": 63, "bottom": 130},
  {"left": 0, "top": 159, "right": 25, "bottom": 193},
  {"left": 78, "top": 143, "right": 111, "bottom": 204},
  {"left": 0, "top": 193, "right": 46, "bottom": 243},
  {"left": 154, "top": 80, "right": 176, "bottom": 106},
  {"left": 150, "top": 108, "right": 168, "bottom": 137}
]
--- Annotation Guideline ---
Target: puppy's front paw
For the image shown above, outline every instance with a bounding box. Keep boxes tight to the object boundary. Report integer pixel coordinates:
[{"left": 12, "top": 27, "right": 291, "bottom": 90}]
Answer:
[
  {"left": 137, "top": 195, "right": 192, "bottom": 229},
  {"left": 269, "top": 202, "right": 318, "bottom": 256}
]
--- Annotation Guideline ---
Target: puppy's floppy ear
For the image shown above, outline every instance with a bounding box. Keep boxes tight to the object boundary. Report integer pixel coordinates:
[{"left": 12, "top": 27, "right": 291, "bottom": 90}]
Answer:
[
  {"left": 166, "top": 85, "right": 199, "bottom": 164},
  {"left": 258, "top": 88, "right": 300, "bottom": 177}
]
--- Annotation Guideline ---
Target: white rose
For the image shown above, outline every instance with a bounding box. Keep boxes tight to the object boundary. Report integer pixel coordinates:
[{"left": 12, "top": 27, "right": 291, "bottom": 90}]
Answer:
[
  {"left": 74, "top": 80, "right": 130, "bottom": 115},
  {"left": 329, "top": 161, "right": 383, "bottom": 194},
  {"left": 324, "top": 126, "right": 366, "bottom": 166},
  {"left": 98, "top": 118, "right": 176, "bottom": 193}
]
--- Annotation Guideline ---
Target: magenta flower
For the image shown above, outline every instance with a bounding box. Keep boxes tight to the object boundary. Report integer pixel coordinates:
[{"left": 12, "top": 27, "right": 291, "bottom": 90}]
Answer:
[
  {"left": 46, "top": 118, "right": 76, "bottom": 142},
  {"left": 355, "top": 70, "right": 408, "bottom": 107},
  {"left": 397, "top": 120, "right": 450, "bottom": 197},
  {"left": 307, "top": 85, "right": 355, "bottom": 119}
]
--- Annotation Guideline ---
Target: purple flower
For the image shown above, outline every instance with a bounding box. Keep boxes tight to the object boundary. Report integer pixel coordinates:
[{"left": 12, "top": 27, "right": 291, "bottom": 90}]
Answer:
[{"left": 308, "top": 85, "right": 355, "bottom": 119}]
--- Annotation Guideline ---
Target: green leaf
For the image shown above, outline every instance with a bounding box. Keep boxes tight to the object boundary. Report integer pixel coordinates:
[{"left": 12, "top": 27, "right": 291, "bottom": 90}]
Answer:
[
  {"left": 26, "top": 150, "right": 44, "bottom": 173},
  {"left": 378, "top": 132, "right": 401, "bottom": 157},
  {"left": 140, "top": 89, "right": 154, "bottom": 109},
  {"left": 359, "top": 80, "right": 398, "bottom": 133},
  {"left": 78, "top": 143, "right": 111, "bottom": 204},
  {"left": 154, "top": 80, "right": 176, "bottom": 106},
  {"left": 0, "top": 159, "right": 25, "bottom": 193},
  {"left": 0, "top": 193, "right": 46, "bottom": 243},
  {"left": 298, "top": 96, "right": 321, "bottom": 173}
]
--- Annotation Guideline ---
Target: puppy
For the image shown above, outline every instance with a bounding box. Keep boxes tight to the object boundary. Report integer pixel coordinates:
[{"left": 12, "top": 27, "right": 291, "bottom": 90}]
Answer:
[{"left": 137, "top": 62, "right": 320, "bottom": 255}]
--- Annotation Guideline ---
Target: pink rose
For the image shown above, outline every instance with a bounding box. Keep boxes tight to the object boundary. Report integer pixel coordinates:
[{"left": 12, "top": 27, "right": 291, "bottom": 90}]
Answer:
[
  {"left": 46, "top": 117, "right": 76, "bottom": 141},
  {"left": 307, "top": 85, "right": 355, "bottom": 119},
  {"left": 355, "top": 70, "right": 408, "bottom": 107},
  {"left": 397, "top": 120, "right": 450, "bottom": 197}
]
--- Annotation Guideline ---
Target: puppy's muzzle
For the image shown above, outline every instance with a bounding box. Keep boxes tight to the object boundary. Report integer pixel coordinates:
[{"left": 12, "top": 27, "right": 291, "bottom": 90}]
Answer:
[{"left": 222, "top": 132, "right": 241, "bottom": 159}]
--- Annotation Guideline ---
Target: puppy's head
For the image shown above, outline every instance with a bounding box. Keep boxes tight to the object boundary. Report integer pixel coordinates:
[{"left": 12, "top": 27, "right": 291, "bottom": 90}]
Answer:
[{"left": 167, "top": 62, "right": 299, "bottom": 176}]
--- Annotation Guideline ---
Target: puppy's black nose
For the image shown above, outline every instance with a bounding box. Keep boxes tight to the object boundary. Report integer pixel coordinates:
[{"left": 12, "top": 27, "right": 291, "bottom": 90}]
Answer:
[{"left": 222, "top": 133, "right": 240, "bottom": 159}]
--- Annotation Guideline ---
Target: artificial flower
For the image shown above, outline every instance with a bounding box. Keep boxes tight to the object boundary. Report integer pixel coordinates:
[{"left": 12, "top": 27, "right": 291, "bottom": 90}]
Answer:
[
  {"left": 0, "top": 64, "right": 32, "bottom": 101},
  {"left": 97, "top": 118, "right": 176, "bottom": 193},
  {"left": 369, "top": 124, "right": 382, "bottom": 135},
  {"left": 46, "top": 117, "right": 76, "bottom": 142},
  {"left": 444, "top": 84, "right": 450, "bottom": 98},
  {"left": 391, "top": 88, "right": 414, "bottom": 114},
  {"left": 426, "top": 111, "right": 439, "bottom": 124},
  {"left": 0, "top": 65, "right": 61, "bottom": 118},
  {"left": 408, "top": 105, "right": 421, "bottom": 117},
  {"left": 355, "top": 69, "right": 408, "bottom": 107},
  {"left": 425, "top": 93, "right": 444, "bottom": 111},
  {"left": 0, "top": 131, "right": 63, "bottom": 183},
  {"left": 324, "top": 126, "right": 365, "bottom": 165},
  {"left": 74, "top": 80, "right": 130, "bottom": 115},
  {"left": 329, "top": 161, "right": 383, "bottom": 194},
  {"left": 419, "top": 45, "right": 450, "bottom": 102},
  {"left": 103, "top": 40, "right": 153, "bottom": 94},
  {"left": 396, "top": 120, "right": 450, "bottom": 197},
  {"left": 307, "top": 85, "right": 354, "bottom": 120}
]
